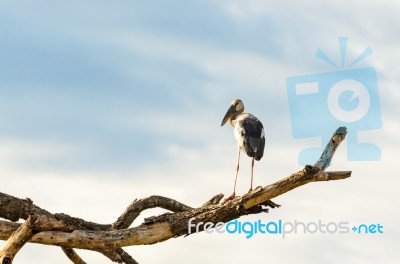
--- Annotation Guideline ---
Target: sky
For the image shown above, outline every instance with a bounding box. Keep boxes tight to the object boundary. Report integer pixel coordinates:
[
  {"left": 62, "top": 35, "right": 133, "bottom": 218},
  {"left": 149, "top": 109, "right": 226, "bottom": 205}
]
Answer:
[{"left": 0, "top": 0, "right": 399, "bottom": 263}]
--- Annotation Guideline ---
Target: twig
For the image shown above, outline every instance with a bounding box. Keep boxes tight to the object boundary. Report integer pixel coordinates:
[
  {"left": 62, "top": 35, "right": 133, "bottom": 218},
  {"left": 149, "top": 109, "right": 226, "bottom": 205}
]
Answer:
[{"left": 202, "top": 194, "right": 224, "bottom": 207}]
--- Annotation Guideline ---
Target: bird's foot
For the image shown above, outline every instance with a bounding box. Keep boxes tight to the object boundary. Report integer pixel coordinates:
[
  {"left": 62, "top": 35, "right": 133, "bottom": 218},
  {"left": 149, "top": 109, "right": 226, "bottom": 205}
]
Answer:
[
  {"left": 247, "top": 187, "right": 253, "bottom": 193},
  {"left": 223, "top": 193, "right": 236, "bottom": 203}
]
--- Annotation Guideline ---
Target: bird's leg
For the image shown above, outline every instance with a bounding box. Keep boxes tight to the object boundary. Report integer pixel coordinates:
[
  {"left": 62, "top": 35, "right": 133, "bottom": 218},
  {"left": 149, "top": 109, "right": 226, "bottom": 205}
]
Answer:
[
  {"left": 233, "top": 150, "right": 241, "bottom": 195},
  {"left": 224, "top": 149, "right": 240, "bottom": 202},
  {"left": 248, "top": 157, "right": 254, "bottom": 192}
]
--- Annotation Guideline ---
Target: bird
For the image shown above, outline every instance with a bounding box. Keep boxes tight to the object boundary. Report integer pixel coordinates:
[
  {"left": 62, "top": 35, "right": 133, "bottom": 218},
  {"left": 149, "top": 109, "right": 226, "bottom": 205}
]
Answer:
[{"left": 221, "top": 99, "right": 265, "bottom": 200}]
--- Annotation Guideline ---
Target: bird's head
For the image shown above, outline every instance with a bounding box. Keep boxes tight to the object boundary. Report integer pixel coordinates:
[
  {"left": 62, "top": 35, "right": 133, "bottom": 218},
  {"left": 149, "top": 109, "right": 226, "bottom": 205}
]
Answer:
[{"left": 221, "top": 99, "right": 244, "bottom": 127}]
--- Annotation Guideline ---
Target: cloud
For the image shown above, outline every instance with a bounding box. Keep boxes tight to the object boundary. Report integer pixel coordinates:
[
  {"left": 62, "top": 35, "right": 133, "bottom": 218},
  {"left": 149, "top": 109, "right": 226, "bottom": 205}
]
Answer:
[{"left": 0, "top": 0, "right": 399, "bottom": 263}]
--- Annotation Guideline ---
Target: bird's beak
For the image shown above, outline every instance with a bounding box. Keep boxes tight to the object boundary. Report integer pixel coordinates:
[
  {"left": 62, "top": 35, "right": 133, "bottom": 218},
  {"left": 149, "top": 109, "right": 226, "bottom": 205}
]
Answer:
[{"left": 221, "top": 105, "right": 236, "bottom": 126}]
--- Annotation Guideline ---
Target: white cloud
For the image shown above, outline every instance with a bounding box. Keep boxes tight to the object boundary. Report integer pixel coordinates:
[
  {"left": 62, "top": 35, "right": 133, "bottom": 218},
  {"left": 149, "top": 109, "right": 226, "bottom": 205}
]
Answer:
[{"left": 1, "top": 0, "right": 399, "bottom": 263}]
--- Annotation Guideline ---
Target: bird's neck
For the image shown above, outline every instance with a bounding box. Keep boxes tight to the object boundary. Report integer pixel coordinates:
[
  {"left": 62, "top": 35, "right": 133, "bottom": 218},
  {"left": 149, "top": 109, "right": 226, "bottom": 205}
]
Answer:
[{"left": 229, "top": 113, "right": 241, "bottom": 127}]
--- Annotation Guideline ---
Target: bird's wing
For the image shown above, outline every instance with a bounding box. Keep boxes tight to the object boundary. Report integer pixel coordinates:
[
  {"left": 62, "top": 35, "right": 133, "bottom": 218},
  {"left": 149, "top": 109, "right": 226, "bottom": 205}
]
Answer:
[{"left": 237, "top": 114, "right": 265, "bottom": 160}]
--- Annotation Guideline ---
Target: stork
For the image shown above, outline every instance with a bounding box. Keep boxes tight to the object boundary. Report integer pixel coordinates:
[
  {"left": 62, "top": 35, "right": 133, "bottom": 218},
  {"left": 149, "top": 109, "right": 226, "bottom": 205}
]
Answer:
[{"left": 221, "top": 99, "right": 265, "bottom": 200}]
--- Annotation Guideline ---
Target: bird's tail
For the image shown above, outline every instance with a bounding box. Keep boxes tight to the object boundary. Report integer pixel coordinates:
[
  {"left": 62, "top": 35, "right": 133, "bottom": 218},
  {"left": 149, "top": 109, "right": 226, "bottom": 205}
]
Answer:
[{"left": 248, "top": 138, "right": 265, "bottom": 161}]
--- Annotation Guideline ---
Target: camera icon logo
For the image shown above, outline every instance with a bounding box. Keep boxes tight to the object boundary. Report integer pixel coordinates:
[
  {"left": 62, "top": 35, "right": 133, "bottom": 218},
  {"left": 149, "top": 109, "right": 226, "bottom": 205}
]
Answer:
[{"left": 287, "top": 37, "right": 382, "bottom": 165}]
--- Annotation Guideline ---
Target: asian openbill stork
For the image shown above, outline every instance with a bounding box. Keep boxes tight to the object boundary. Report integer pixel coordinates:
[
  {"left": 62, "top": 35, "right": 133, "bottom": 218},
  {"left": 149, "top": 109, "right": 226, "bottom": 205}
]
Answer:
[{"left": 221, "top": 99, "right": 265, "bottom": 200}]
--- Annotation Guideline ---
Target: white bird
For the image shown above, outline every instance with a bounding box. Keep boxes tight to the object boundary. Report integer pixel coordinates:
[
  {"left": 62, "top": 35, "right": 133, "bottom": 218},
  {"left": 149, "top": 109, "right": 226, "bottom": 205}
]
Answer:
[{"left": 221, "top": 99, "right": 265, "bottom": 200}]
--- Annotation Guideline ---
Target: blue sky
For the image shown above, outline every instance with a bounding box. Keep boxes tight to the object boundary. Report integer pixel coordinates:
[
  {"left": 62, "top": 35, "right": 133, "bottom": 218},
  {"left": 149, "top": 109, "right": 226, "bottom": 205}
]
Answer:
[{"left": 1, "top": 1, "right": 399, "bottom": 263}]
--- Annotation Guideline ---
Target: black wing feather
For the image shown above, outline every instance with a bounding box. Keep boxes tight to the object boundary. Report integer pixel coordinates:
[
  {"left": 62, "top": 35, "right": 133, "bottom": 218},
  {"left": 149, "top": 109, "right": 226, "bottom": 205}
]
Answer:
[{"left": 242, "top": 118, "right": 265, "bottom": 160}]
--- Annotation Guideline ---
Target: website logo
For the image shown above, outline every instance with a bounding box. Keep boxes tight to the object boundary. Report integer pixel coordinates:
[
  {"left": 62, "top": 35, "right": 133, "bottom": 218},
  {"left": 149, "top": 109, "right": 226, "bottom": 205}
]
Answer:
[
  {"left": 286, "top": 37, "right": 382, "bottom": 165},
  {"left": 188, "top": 217, "right": 384, "bottom": 239}
]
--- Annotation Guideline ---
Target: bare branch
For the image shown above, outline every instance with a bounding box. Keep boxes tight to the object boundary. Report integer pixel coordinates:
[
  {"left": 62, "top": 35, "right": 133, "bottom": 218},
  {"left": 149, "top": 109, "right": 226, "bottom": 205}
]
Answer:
[
  {"left": 0, "top": 215, "right": 37, "bottom": 264},
  {"left": 314, "top": 171, "right": 351, "bottom": 181},
  {"left": 112, "top": 196, "right": 193, "bottom": 230},
  {"left": 0, "top": 193, "right": 105, "bottom": 263},
  {"left": 314, "top": 126, "right": 347, "bottom": 170},
  {"left": 0, "top": 195, "right": 50, "bottom": 222},
  {"left": 61, "top": 247, "right": 87, "bottom": 264},
  {"left": 202, "top": 193, "right": 224, "bottom": 207},
  {"left": 115, "top": 248, "right": 139, "bottom": 264},
  {"left": 0, "top": 169, "right": 350, "bottom": 251},
  {"left": 0, "top": 127, "right": 351, "bottom": 263},
  {"left": 0, "top": 213, "right": 75, "bottom": 263}
]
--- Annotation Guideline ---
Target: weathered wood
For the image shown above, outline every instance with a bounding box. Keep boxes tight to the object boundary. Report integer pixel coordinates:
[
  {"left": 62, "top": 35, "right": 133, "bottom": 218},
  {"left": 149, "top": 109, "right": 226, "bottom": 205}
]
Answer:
[
  {"left": 0, "top": 215, "right": 37, "bottom": 264},
  {"left": 115, "top": 248, "right": 139, "bottom": 264},
  {"left": 61, "top": 247, "right": 87, "bottom": 264},
  {"left": 0, "top": 193, "right": 104, "bottom": 262},
  {"left": 201, "top": 193, "right": 224, "bottom": 207},
  {"left": 0, "top": 195, "right": 50, "bottom": 222},
  {"left": 112, "top": 196, "right": 193, "bottom": 230},
  {"left": 0, "top": 170, "right": 350, "bottom": 248},
  {"left": 0, "top": 213, "right": 76, "bottom": 264},
  {"left": 314, "top": 126, "right": 347, "bottom": 170},
  {"left": 0, "top": 127, "right": 351, "bottom": 263}
]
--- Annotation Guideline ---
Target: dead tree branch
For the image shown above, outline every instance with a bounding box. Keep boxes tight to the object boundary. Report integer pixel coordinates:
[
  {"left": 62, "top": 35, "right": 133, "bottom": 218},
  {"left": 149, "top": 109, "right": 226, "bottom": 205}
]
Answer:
[
  {"left": 112, "top": 196, "right": 193, "bottom": 230},
  {"left": 61, "top": 247, "right": 87, "bottom": 264},
  {"left": 0, "top": 127, "right": 351, "bottom": 263}
]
